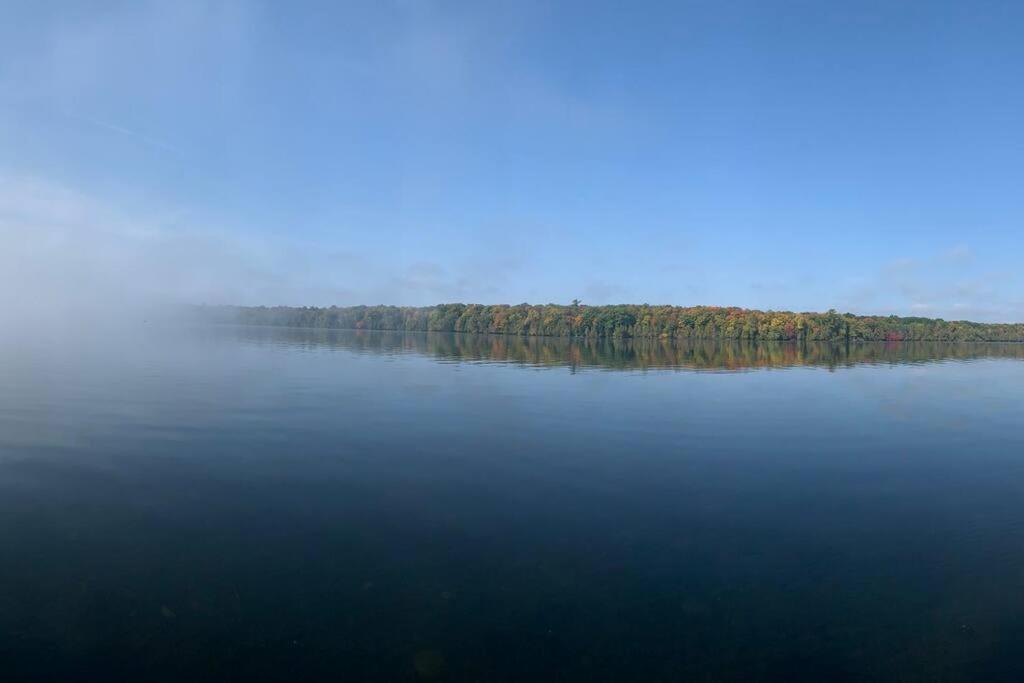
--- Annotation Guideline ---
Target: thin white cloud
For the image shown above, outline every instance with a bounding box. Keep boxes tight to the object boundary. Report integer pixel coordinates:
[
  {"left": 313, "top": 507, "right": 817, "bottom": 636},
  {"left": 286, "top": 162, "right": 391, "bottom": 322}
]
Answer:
[
  {"left": 940, "top": 244, "right": 974, "bottom": 265},
  {"left": 76, "top": 116, "right": 182, "bottom": 155},
  {"left": 837, "top": 246, "right": 1024, "bottom": 322}
]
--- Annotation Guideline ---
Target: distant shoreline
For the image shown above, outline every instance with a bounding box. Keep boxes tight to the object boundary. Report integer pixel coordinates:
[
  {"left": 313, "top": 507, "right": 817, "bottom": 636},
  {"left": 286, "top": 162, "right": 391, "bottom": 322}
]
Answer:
[{"left": 196, "top": 304, "right": 1024, "bottom": 343}]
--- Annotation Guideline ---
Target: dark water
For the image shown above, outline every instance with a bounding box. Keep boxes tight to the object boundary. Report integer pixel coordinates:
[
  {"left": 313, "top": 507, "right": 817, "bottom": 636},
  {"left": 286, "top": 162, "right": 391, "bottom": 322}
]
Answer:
[{"left": 3, "top": 326, "right": 1024, "bottom": 682}]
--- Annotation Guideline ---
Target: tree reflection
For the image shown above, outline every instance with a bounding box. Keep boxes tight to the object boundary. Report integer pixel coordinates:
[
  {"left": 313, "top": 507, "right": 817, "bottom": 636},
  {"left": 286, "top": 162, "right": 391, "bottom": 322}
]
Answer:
[{"left": 222, "top": 327, "right": 1024, "bottom": 372}]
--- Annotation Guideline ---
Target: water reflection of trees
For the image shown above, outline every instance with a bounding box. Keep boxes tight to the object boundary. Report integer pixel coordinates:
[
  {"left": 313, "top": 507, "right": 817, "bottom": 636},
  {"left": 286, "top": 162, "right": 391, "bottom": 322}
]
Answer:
[{"left": 222, "top": 326, "right": 1024, "bottom": 372}]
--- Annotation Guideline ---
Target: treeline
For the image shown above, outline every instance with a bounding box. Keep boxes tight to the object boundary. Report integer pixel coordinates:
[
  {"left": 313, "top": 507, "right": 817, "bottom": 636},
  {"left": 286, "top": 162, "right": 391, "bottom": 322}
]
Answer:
[{"left": 203, "top": 304, "right": 1024, "bottom": 342}]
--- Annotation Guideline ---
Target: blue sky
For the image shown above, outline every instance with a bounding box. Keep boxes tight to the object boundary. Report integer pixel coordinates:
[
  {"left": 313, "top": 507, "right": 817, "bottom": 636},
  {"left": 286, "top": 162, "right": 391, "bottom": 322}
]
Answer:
[{"left": 2, "top": 1, "right": 1023, "bottom": 320}]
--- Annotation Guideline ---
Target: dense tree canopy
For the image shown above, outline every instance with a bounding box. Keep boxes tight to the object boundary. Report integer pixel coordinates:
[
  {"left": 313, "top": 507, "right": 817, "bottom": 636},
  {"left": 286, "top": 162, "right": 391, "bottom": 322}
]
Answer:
[{"left": 205, "top": 304, "right": 1024, "bottom": 342}]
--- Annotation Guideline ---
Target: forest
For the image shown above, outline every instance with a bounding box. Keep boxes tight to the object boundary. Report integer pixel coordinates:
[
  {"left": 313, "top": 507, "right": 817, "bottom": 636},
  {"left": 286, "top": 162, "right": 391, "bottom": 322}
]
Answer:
[{"left": 202, "top": 303, "right": 1024, "bottom": 342}]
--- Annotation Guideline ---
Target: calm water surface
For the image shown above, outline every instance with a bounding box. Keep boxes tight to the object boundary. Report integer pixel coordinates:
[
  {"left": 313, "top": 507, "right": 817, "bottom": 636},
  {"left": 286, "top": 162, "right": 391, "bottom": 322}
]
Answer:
[{"left": 3, "top": 326, "right": 1024, "bottom": 681}]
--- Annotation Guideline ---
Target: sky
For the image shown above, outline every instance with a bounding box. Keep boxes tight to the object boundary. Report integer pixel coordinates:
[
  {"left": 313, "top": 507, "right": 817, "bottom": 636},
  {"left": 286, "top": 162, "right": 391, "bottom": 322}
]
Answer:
[{"left": 2, "top": 0, "right": 1023, "bottom": 321}]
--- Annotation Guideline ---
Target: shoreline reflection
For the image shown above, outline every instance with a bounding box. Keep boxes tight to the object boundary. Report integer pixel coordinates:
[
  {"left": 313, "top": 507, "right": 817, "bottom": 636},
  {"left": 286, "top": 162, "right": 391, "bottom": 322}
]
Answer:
[{"left": 212, "top": 325, "right": 1024, "bottom": 372}]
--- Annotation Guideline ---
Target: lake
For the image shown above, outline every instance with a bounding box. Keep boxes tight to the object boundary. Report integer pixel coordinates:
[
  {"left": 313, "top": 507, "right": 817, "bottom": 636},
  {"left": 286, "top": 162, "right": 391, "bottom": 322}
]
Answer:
[{"left": 3, "top": 326, "right": 1024, "bottom": 681}]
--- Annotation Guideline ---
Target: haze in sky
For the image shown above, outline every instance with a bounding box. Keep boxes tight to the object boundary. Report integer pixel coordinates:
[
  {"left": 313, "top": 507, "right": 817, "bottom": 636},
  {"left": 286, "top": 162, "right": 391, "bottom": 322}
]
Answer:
[{"left": 2, "top": 1, "right": 1023, "bottom": 322}]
